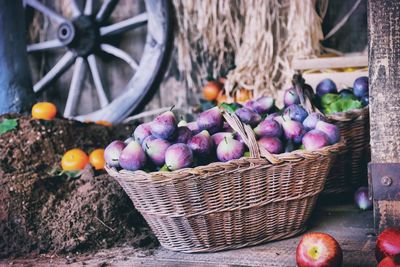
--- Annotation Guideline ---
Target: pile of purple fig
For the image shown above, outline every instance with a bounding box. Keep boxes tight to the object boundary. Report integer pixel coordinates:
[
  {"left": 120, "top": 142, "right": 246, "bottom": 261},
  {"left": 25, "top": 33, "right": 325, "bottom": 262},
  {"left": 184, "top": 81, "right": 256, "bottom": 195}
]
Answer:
[{"left": 105, "top": 93, "right": 340, "bottom": 172}]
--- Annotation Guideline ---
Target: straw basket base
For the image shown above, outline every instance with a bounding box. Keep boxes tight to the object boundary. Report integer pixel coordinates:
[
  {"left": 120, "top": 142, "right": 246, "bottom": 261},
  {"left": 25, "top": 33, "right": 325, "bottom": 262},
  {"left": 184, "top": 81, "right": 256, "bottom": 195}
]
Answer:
[{"left": 139, "top": 196, "right": 318, "bottom": 253}]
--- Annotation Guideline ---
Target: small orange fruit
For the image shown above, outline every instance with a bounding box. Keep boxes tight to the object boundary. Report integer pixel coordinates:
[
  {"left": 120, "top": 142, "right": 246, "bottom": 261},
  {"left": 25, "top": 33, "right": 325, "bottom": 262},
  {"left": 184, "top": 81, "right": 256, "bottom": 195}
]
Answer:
[
  {"left": 89, "top": 148, "right": 105, "bottom": 170},
  {"left": 61, "top": 148, "right": 89, "bottom": 171},
  {"left": 31, "top": 102, "right": 57, "bottom": 120},
  {"left": 235, "top": 88, "right": 253, "bottom": 103},
  {"left": 203, "top": 81, "right": 223, "bottom": 101},
  {"left": 95, "top": 120, "right": 112, "bottom": 127}
]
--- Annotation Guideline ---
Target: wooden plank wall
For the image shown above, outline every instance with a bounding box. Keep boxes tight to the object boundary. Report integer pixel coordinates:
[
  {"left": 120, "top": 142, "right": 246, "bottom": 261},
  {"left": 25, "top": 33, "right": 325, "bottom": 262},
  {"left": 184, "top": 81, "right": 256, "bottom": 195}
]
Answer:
[{"left": 368, "top": 0, "right": 400, "bottom": 231}]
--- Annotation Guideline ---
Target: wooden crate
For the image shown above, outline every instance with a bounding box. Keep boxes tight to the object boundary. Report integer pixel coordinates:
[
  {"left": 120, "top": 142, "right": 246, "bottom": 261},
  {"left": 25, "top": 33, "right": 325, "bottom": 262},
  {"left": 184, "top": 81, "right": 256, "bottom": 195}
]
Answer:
[{"left": 292, "top": 54, "right": 368, "bottom": 89}]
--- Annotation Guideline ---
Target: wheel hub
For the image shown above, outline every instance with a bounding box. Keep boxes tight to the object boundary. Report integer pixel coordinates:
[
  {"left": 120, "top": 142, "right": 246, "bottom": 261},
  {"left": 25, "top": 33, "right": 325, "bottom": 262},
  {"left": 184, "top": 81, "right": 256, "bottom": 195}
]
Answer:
[{"left": 60, "top": 15, "right": 100, "bottom": 57}]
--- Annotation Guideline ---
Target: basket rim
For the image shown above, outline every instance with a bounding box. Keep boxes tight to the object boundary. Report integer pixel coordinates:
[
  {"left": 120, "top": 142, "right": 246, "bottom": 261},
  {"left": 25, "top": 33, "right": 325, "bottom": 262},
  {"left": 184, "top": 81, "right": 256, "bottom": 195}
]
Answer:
[
  {"left": 106, "top": 139, "right": 344, "bottom": 181},
  {"left": 326, "top": 105, "right": 369, "bottom": 122}
]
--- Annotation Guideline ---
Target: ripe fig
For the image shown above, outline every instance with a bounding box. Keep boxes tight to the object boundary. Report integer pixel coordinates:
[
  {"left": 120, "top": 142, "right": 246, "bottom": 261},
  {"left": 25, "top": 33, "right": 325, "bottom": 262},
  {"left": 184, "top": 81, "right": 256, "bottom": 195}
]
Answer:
[
  {"left": 150, "top": 111, "right": 177, "bottom": 140},
  {"left": 119, "top": 141, "right": 147, "bottom": 171},
  {"left": 197, "top": 107, "right": 223, "bottom": 134},
  {"left": 188, "top": 130, "right": 213, "bottom": 156},
  {"left": 254, "top": 119, "right": 282, "bottom": 138},
  {"left": 235, "top": 107, "right": 262, "bottom": 126},
  {"left": 104, "top": 140, "right": 126, "bottom": 167},
  {"left": 217, "top": 137, "right": 245, "bottom": 162},
  {"left": 165, "top": 143, "right": 193, "bottom": 170},
  {"left": 133, "top": 122, "right": 152, "bottom": 144},
  {"left": 302, "top": 130, "right": 330, "bottom": 151},
  {"left": 315, "top": 121, "right": 340, "bottom": 145},
  {"left": 258, "top": 137, "right": 283, "bottom": 154}
]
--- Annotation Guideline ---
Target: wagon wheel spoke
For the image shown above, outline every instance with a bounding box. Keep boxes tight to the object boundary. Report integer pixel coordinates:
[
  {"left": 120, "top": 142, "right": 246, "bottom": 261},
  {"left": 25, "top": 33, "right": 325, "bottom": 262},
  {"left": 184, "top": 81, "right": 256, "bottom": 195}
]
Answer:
[
  {"left": 27, "top": 39, "right": 64, "bottom": 53},
  {"left": 87, "top": 55, "right": 109, "bottom": 108},
  {"left": 70, "top": 0, "right": 82, "bottom": 17},
  {"left": 96, "top": 0, "right": 119, "bottom": 22},
  {"left": 100, "top": 44, "right": 139, "bottom": 71},
  {"left": 24, "top": 0, "right": 67, "bottom": 24},
  {"left": 64, "top": 57, "right": 86, "bottom": 118},
  {"left": 100, "top": 13, "right": 148, "bottom": 36},
  {"left": 33, "top": 51, "right": 76, "bottom": 93},
  {"left": 84, "top": 0, "right": 93, "bottom": 16}
]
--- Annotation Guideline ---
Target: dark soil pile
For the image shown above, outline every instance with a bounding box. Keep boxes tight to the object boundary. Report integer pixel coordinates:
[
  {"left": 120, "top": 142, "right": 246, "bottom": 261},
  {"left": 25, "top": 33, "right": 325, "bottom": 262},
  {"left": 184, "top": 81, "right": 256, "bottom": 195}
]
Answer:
[{"left": 0, "top": 114, "right": 157, "bottom": 259}]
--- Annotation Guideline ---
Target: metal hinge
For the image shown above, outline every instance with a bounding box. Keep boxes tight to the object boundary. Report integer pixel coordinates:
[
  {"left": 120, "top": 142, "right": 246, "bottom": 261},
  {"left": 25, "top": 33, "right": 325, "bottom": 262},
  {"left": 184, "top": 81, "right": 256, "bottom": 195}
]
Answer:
[{"left": 369, "top": 163, "right": 400, "bottom": 200}]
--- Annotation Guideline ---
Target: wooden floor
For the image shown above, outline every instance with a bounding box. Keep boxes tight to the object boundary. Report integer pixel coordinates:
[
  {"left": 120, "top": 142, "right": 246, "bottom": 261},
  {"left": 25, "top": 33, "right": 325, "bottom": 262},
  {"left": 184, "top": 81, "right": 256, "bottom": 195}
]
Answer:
[{"left": 1, "top": 202, "right": 377, "bottom": 267}]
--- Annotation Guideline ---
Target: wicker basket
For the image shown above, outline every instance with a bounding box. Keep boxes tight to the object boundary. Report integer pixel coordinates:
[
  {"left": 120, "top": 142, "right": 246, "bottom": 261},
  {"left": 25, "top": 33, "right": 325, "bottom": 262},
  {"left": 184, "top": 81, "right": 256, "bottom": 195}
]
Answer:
[
  {"left": 322, "top": 107, "right": 370, "bottom": 195},
  {"left": 106, "top": 111, "right": 342, "bottom": 252}
]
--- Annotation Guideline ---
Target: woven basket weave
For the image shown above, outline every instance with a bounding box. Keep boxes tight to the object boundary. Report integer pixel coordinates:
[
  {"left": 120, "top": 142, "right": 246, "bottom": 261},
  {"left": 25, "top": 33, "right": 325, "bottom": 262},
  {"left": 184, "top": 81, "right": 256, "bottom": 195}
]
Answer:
[
  {"left": 106, "top": 111, "right": 342, "bottom": 252},
  {"left": 322, "top": 107, "right": 370, "bottom": 195}
]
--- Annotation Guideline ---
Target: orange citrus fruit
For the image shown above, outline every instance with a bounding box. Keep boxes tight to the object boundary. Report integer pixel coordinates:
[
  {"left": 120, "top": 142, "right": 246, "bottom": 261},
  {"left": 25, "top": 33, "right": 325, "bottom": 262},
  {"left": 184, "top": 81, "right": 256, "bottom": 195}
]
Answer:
[
  {"left": 203, "top": 81, "right": 223, "bottom": 101},
  {"left": 31, "top": 102, "right": 57, "bottom": 120},
  {"left": 61, "top": 148, "right": 89, "bottom": 171},
  {"left": 95, "top": 120, "right": 112, "bottom": 127},
  {"left": 235, "top": 88, "right": 253, "bottom": 103},
  {"left": 89, "top": 148, "right": 105, "bottom": 170}
]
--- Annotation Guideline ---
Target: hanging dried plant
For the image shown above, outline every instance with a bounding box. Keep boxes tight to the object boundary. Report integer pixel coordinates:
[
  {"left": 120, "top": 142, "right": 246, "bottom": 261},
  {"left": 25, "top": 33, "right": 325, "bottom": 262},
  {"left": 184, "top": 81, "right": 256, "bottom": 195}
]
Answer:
[{"left": 172, "top": 0, "right": 323, "bottom": 101}]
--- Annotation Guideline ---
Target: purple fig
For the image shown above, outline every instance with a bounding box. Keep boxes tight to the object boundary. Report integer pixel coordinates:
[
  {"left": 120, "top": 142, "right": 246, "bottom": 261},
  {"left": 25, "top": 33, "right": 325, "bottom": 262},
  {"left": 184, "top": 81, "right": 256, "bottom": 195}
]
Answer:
[
  {"left": 303, "top": 112, "right": 327, "bottom": 131},
  {"left": 281, "top": 119, "right": 306, "bottom": 144},
  {"left": 283, "top": 87, "right": 300, "bottom": 107},
  {"left": 273, "top": 114, "right": 291, "bottom": 125},
  {"left": 258, "top": 137, "right": 283, "bottom": 154},
  {"left": 186, "top": 121, "right": 201, "bottom": 134},
  {"left": 252, "top": 96, "right": 275, "bottom": 114},
  {"left": 165, "top": 143, "right": 193, "bottom": 170},
  {"left": 266, "top": 112, "right": 280, "bottom": 120},
  {"left": 104, "top": 140, "right": 126, "bottom": 167},
  {"left": 217, "top": 137, "right": 245, "bottom": 162},
  {"left": 316, "top": 78, "right": 337, "bottom": 97},
  {"left": 353, "top": 76, "right": 369, "bottom": 98},
  {"left": 302, "top": 130, "right": 330, "bottom": 151},
  {"left": 133, "top": 122, "right": 152, "bottom": 144},
  {"left": 124, "top": 137, "right": 135, "bottom": 144},
  {"left": 244, "top": 100, "right": 255, "bottom": 110},
  {"left": 354, "top": 186, "right": 372, "bottom": 210},
  {"left": 188, "top": 130, "right": 213, "bottom": 155},
  {"left": 315, "top": 121, "right": 340, "bottom": 145},
  {"left": 222, "top": 122, "right": 234, "bottom": 132},
  {"left": 143, "top": 138, "right": 171, "bottom": 166},
  {"left": 119, "top": 141, "right": 147, "bottom": 171},
  {"left": 284, "top": 104, "right": 308, "bottom": 122},
  {"left": 212, "top": 132, "right": 235, "bottom": 146},
  {"left": 254, "top": 119, "right": 282, "bottom": 138},
  {"left": 149, "top": 111, "right": 177, "bottom": 140},
  {"left": 197, "top": 107, "right": 223, "bottom": 134},
  {"left": 235, "top": 107, "right": 262, "bottom": 126},
  {"left": 175, "top": 126, "right": 193, "bottom": 144}
]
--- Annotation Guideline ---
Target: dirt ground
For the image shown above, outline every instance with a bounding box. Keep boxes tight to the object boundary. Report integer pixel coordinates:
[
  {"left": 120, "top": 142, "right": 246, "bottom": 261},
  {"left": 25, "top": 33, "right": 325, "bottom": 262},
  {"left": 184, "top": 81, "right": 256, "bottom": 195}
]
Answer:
[{"left": 0, "top": 114, "right": 157, "bottom": 259}]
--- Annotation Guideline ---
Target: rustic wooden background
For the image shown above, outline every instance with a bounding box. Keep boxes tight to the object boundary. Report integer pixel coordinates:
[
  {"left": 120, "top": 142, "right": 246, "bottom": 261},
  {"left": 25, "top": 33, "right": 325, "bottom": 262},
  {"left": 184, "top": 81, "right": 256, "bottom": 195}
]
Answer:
[{"left": 28, "top": 0, "right": 367, "bottom": 118}]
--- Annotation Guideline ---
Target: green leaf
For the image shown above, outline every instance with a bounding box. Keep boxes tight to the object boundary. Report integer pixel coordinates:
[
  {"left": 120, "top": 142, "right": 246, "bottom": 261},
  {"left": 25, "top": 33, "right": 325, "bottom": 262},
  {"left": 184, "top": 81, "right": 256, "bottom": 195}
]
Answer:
[
  {"left": 329, "top": 101, "right": 342, "bottom": 114},
  {"left": 159, "top": 164, "right": 170, "bottom": 172},
  {"left": 321, "top": 94, "right": 340, "bottom": 107},
  {"left": 341, "top": 99, "right": 362, "bottom": 112},
  {"left": 0, "top": 118, "right": 18, "bottom": 135},
  {"left": 219, "top": 102, "right": 238, "bottom": 114},
  {"left": 244, "top": 151, "right": 251, "bottom": 157}
]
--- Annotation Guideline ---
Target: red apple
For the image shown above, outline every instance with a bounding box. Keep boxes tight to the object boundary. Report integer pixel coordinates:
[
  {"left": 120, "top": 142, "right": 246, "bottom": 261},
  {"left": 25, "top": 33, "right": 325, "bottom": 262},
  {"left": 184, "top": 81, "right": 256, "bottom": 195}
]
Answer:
[
  {"left": 376, "top": 227, "right": 400, "bottom": 263},
  {"left": 378, "top": 257, "right": 400, "bottom": 267},
  {"left": 296, "top": 232, "right": 343, "bottom": 267}
]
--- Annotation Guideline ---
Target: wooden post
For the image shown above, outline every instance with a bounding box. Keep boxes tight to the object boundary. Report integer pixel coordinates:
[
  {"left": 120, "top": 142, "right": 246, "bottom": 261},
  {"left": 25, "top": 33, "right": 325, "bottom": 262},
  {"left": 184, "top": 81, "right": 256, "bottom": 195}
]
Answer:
[
  {"left": 368, "top": 0, "right": 400, "bottom": 232},
  {"left": 0, "top": 0, "right": 35, "bottom": 114}
]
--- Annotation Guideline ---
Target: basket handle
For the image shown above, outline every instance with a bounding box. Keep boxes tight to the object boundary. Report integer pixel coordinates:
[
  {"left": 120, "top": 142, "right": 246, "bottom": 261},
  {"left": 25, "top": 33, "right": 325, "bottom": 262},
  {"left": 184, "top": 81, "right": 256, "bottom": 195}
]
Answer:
[
  {"left": 292, "top": 73, "right": 323, "bottom": 115},
  {"left": 221, "top": 109, "right": 281, "bottom": 164}
]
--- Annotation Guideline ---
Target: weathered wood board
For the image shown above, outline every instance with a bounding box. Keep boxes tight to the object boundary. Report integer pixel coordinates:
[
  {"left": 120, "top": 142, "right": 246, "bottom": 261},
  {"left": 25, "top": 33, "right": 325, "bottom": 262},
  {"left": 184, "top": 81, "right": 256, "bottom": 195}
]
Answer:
[
  {"left": 1, "top": 204, "right": 376, "bottom": 267},
  {"left": 368, "top": 0, "right": 400, "bottom": 232}
]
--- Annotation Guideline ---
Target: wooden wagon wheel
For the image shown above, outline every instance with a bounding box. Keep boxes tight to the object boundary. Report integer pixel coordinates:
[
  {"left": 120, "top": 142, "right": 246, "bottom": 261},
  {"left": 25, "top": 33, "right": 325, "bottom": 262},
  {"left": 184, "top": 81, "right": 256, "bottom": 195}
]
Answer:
[{"left": 24, "top": 0, "right": 173, "bottom": 123}]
